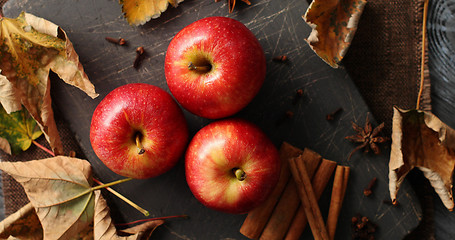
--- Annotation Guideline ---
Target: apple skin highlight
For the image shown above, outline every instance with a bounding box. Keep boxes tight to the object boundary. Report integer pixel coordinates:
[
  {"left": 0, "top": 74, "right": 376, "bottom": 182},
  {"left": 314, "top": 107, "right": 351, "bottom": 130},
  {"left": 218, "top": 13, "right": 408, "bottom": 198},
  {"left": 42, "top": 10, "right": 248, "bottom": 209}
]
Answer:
[
  {"left": 90, "top": 83, "right": 189, "bottom": 179},
  {"left": 165, "top": 16, "right": 266, "bottom": 119},
  {"left": 185, "top": 119, "right": 280, "bottom": 214}
]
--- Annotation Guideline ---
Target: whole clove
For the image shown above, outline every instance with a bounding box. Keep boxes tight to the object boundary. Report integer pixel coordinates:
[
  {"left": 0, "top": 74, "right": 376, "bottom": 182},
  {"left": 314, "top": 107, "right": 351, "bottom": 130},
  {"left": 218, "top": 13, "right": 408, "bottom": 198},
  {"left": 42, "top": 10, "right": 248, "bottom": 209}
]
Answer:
[
  {"left": 285, "top": 110, "right": 294, "bottom": 118},
  {"left": 273, "top": 55, "right": 288, "bottom": 63},
  {"left": 326, "top": 107, "right": 343, "bottom": 121},
  {"left": 351, "top": 214, "right": 377, "bottom": 240},
  {"left": 292, "top": 89, "right": 304, "bottom": 105},
  {"left": 275, "top": 110, "right": 294, "bottom": 126},
  {"left": 105, "top": 37, "right": 127, "bottom": 46},
  {"left": 363, "top": 177, "right": 377, "bottom": 197},
  {"left": 133, "top": 47, "right": 145, "bottom": 69}
]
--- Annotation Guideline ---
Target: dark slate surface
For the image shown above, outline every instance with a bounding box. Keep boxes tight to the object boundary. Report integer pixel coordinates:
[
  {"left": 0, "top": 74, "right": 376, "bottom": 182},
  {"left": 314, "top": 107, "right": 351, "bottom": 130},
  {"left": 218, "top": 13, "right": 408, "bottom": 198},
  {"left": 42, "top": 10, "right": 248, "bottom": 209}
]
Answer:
[{"left": 3, "top": 0, "right": 422, "bottom": 239}]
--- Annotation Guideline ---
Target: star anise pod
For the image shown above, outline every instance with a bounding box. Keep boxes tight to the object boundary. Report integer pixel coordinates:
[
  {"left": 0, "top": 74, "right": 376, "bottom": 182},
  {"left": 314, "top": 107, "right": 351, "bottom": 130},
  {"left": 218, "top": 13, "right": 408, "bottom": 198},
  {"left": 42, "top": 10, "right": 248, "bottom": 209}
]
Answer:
[
  {"left": 215, "top": 0, "right": 251, "bottom": 13},
  {"left": 345, "top": 115, "right": 389, "bottom": 160}
]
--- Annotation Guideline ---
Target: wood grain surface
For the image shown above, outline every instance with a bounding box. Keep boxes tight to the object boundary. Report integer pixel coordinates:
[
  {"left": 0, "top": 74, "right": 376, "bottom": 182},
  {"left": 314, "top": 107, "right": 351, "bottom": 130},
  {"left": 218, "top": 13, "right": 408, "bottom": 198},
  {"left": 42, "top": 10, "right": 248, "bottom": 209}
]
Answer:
[
  {"left": 3, "top": 0, "right": 421, "bottom": 239},
  {"left": 428, "top": 0, "right": 455, "bottom": 239}
]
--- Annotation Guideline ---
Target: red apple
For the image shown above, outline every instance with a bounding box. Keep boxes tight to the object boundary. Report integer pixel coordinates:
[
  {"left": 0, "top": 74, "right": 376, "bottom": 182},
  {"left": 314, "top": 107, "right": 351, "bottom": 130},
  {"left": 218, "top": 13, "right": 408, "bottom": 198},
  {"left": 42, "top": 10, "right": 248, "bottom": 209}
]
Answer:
[
  {"left": 90, "top": 83, "right": 188, "bottom": 179},
  {"left": 185, "top": 119, "right": 280, "bottom": 214},
  {"left": 165, "top": 16, "right": 266, "bottom": 119}
]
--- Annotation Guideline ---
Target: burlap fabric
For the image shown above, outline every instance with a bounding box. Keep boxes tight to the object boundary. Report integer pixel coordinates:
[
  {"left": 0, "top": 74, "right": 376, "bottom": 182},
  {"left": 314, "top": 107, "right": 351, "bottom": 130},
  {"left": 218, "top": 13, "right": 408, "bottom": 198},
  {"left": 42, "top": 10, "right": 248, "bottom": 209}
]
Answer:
[
  {"left": 343, "top": 0, "right": 431, "bottom": 133},
  {"left": 0, "top": 0, "right": 433, "bottom": 237}
]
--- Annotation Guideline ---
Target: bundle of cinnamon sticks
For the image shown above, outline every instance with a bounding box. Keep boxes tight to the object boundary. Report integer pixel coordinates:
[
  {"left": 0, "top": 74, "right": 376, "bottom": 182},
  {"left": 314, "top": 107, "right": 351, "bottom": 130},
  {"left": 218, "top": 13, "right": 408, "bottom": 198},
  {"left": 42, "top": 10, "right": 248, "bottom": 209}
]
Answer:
[{"left": 240, "top": 142, "right": 350, "bottom": 240}]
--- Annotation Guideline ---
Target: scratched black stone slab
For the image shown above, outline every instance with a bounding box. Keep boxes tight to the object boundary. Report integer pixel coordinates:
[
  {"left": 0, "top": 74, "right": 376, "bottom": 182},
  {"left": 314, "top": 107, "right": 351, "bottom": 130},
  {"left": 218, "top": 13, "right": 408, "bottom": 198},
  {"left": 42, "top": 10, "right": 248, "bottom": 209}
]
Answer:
[{"left": 4, "top": 0, "right": 421, "bottom": 238}]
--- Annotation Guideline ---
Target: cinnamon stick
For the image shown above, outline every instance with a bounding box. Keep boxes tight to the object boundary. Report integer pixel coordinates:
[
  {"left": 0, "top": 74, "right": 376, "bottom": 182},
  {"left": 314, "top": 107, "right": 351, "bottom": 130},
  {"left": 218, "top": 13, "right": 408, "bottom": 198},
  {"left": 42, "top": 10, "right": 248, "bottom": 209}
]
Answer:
[
  {"left": 289, "top": 156, "right": 330, "bottom": 240},
  {"left": 259, "top": 149, "right": 322, "bottom": 240},
  {"left": 240, "top": 142, "right": 303, "bottom": 239},
  {"left": 326, "top": 166, "right": 350, "bottom": 240},
  {"left": 258, "top": 180, "right": 300, "bottom": 240},
  {"left": 285, "top": 159, "right": 337, "bottom": 240}
]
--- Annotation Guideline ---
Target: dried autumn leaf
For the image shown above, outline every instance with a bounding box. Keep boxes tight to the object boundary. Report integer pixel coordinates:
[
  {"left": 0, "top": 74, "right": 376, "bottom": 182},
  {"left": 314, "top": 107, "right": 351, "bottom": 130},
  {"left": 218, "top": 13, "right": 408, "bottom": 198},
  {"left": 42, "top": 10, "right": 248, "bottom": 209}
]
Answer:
[
  {"left": 0, "top": 156, "right": 96, "bottom": 239},
  {"left": 94, "top": 191, "right": 164, "bottom": 240},
  {"left": 0, "top": 74, "right": 21, "bottom": 113},
  {"left": 303, "top": 0, "right": 367, "bottom": 68},
  {"left": 389, "top": 107, "right": 455, "bottom": 210},
  {"left": 120, "top": 0, "right": 184, "bottom": 26},
  {"left": 0, "top": 203, "right": 43, "bottom": 240},
  {"left": 0, "top": 12, "right": 98, "bottom": 155},
  {"left": 0, "top": 136, "right": 11, "bottom": 155},
  {"left": 0, "top": 105, "right": 42, "bottom": 154}
]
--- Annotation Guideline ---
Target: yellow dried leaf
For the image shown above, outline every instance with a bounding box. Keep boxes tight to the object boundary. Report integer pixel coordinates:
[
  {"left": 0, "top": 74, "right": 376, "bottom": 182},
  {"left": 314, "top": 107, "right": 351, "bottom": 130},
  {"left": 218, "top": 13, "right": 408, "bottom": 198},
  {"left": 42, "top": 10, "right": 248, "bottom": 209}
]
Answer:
[
  {"left": 120, "top": 0, "right": 184, "bottom": 26},
  {"left": 389, "top": 107, "right": 455, "bottom": 210},
  {"left": 0, "top": 105, "right": 43, "bottom": 155},
  {"left": 303, "top": 0, "right": 367, "bottom": 68},
  {"left": 0, "top": 12, "right": 98, "bottom": 155}
]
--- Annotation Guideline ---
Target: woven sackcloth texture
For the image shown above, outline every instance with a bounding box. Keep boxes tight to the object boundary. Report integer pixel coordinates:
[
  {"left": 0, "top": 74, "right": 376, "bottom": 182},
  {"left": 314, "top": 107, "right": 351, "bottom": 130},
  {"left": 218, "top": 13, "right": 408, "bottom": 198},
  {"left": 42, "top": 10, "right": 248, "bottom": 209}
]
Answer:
[{"left": 343, "top": 0, "right": 431, "bottom": 134}]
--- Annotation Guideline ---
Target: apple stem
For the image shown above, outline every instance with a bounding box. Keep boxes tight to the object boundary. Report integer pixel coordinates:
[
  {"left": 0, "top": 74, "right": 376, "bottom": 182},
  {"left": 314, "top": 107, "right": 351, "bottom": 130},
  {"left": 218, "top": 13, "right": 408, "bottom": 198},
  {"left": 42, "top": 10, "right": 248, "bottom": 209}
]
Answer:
[
  {"left": 93, "top": 178, "right": 150, "bottom": 216},
  {"left": 188, "top": 62, "right": 211, "bottom": 73},
  {"left": 234, "top": 168, "right": 246, "bottom": 181},
  {"left": 136, "top": 134, "right": 145, "bottom": 155}
]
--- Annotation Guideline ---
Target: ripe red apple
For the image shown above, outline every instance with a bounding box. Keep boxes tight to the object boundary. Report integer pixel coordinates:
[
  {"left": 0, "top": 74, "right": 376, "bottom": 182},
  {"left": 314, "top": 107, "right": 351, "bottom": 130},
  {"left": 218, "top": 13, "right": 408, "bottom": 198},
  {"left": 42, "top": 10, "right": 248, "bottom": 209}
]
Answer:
[
  {"left": 90, "top": 83, "right": 188, "bottom": 179},
  {"left": 165, "top": 16, "right": 266, "bottom": 119},
  {"left": 185, "top": 119, "right": 280, "bottom": 214}
]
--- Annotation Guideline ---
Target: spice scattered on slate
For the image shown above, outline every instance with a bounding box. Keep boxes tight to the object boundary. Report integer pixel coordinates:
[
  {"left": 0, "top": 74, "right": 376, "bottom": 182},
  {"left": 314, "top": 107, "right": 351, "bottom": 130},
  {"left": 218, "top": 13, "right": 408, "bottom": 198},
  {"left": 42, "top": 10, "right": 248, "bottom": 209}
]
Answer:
[{"left": 351, "top": 214, "right": 377, "bottom": 240}]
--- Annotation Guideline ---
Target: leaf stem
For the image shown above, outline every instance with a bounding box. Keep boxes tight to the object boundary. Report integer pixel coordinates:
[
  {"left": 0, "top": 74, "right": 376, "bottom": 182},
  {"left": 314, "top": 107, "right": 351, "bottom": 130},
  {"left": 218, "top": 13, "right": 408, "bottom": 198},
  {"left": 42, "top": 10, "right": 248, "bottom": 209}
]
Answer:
[
  {"left": 115, "top": 214, "right": 189, "bottom": 227},
  {"left": 91, "top": 177, "right": 133, "bottom": 191},
  {"left": 66, "top": 178, "right": 136, "bottom": 210},
  {"left": 93, "top": 178, "right": 149, "bottom": 216},
  {"left": 32, "top": 140, "right": 55, "bottom": 157},
  {"left": 416, "top": 0, "right": 429, "bottom": 110}
]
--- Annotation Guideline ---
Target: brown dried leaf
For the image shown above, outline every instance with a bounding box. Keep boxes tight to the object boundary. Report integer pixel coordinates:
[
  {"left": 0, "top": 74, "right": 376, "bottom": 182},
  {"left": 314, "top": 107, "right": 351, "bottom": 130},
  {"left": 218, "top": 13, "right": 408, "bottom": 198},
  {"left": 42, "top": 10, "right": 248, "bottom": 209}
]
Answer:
[
  {"left": 120, "top": 0, "right": 184, "bottom": 26},
  {"left": 0, "top": 75, "right": 21, "bottom": 114},
  {"left": 0, "top": 156, "right": 95, "bottom": 239},
  {"left": 0, "top": 136, "right": 12, "bottom": 155},
  {"left": 0, "top": 203, "right": 43, "bottom": 240},
  {"left": 389, "top": 107, "right": 455, "bottom": 210},
  {"left": 94, "top": 191, "right": 164, "bottom": 240},
  {"left": 0, "top": 12, "right": 98, "bottom": 155},
  {"left": 303, "top": 0, "right": 367, "bottom": 68}
]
